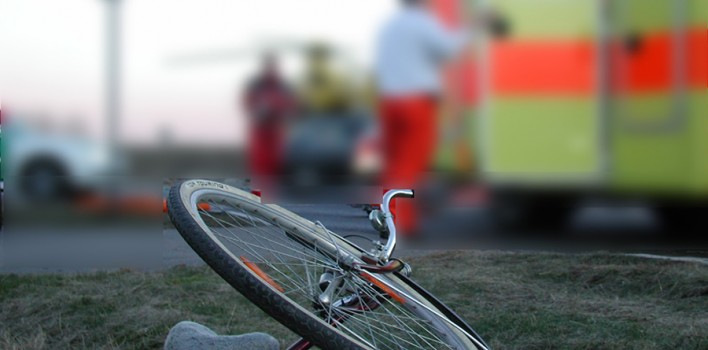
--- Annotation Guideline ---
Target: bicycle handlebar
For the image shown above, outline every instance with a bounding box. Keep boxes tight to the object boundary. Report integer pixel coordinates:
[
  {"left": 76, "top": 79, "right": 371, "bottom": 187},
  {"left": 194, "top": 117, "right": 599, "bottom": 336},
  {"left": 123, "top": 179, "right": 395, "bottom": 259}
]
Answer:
[{"left": 379, "top": 189, "right": 414, "bottom": 262}]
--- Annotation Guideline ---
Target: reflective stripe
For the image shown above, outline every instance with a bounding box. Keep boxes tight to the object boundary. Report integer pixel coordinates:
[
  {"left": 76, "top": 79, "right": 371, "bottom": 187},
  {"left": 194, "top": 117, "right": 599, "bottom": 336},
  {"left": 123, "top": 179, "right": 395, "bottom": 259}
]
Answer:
[
  {"left": 491, "top": 39, "right": 596, "bottom": 95},
  {"left": 241, "top": 256, "right": 285, "bottom": 293}
]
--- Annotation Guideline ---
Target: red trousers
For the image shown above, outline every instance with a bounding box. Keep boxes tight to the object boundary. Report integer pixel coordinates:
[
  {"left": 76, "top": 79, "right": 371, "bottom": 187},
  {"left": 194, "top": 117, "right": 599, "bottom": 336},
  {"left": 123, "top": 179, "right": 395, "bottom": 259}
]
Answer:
[
  {"left": 248, "top": 126, "right": 283, "bottom": 179},
  {"left": 379, "top": 95, "right": 438, "bottom": 235}
]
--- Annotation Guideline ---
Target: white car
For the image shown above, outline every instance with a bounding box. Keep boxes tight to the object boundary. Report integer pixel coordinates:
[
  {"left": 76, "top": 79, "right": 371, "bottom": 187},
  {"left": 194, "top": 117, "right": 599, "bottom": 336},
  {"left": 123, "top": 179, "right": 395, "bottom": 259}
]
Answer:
[{"left": 4, "top": 120, "right": 115, "bottom": 200}]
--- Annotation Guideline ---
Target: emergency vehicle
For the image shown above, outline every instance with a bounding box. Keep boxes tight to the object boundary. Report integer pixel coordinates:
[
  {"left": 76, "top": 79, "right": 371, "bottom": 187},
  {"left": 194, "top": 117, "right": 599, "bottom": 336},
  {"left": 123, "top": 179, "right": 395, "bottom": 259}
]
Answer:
[{"left": 434, "top": 0, "right": 708, "bottom": 230}]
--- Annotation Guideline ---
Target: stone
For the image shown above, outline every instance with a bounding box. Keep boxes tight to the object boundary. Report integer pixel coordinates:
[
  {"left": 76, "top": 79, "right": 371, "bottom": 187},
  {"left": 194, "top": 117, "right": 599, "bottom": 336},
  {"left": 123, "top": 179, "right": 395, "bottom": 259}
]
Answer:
[{"left": 165, "top": 321, "right": 279, "bottom": 350}]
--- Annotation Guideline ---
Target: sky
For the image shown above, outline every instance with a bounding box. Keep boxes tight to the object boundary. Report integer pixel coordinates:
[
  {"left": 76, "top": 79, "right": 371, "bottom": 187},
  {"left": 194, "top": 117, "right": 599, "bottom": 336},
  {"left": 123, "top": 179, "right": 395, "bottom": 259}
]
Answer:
[{"left": 0, "top": 0, "right": 395, "bottom": 146}]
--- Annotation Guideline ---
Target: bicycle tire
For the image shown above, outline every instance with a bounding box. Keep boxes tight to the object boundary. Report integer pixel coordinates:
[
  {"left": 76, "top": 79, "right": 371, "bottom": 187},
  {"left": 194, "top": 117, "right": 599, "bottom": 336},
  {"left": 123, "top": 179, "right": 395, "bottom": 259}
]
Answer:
[{"left": 168, "top": 179, "right": 488, "bottom": 350}]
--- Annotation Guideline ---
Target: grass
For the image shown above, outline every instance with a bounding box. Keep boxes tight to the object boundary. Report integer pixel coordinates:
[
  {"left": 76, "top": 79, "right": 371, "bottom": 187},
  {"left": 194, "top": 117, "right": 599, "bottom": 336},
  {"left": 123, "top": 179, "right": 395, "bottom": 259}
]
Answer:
[{"left": 1, "top": 251, "right": 706, "bottom": 349}]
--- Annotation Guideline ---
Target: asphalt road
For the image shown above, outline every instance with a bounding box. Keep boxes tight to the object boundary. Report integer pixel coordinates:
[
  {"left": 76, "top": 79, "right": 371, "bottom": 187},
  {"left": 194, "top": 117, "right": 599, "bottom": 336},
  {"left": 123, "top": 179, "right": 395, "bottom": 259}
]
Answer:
[{"left": 1, "top": 203, "right": 706, "bottom": 274}]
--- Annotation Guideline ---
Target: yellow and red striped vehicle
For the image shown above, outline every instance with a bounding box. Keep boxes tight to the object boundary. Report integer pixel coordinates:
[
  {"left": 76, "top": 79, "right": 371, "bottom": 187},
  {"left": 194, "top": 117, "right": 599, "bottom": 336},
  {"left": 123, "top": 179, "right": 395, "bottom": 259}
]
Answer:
[{"left": 435, "top": 0, "right": 708, "bottom": 230}]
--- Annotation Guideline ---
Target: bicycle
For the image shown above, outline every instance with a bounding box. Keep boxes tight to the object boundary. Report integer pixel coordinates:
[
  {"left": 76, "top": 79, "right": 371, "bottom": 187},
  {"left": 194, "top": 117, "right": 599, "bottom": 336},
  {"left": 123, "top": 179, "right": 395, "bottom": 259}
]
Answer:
[{"left": 167, "top": 179, "right": 490, "bottom": 349}]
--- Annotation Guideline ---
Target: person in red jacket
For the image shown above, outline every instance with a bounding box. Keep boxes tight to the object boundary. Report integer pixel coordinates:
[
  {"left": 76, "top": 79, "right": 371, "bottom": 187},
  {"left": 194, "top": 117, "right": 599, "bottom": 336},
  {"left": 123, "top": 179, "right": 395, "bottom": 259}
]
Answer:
[{"left": 242, "top": 53, "right": 298, "bottom": 183}]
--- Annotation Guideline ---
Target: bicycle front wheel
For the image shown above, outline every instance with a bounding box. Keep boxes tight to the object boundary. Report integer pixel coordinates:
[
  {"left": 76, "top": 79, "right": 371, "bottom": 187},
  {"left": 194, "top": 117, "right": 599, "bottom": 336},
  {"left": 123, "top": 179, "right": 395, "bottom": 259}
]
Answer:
[{"left": 168, "top": 180, "right": 488, "bottom": 350}]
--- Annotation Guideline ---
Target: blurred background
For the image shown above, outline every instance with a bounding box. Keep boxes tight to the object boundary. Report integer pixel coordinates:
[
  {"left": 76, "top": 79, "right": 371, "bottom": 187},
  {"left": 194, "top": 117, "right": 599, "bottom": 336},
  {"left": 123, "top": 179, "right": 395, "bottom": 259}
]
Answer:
[{"left": 1, "top": 0, "right": 707, "bottom": 272}]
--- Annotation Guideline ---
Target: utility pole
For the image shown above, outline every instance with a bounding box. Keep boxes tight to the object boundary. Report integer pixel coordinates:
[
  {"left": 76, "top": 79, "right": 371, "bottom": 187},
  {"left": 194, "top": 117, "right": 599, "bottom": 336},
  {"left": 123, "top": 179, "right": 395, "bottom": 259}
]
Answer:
[
  {"left": 105, "top": 0, "right": 122, "bottom": 174},
  {"left": 104, "top": 0, "right": 122, "bottom": 208}
]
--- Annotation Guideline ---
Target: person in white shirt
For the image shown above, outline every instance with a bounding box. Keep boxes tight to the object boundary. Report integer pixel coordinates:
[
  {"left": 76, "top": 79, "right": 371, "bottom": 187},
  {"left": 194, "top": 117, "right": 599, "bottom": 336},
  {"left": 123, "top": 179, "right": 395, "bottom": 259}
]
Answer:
[{"left": 375, "top": 0, "right": 472, "bottom": 236}]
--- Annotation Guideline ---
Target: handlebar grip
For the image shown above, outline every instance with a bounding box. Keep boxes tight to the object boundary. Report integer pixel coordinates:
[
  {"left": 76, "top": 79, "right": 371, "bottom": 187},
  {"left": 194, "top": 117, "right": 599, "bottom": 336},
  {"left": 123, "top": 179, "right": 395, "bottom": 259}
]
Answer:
[
  {"left": 399, "top": 189, "right": 415, "bottom": 197},
  {"left": 382, "top": 189, "right": 415, "bottom": 215}
]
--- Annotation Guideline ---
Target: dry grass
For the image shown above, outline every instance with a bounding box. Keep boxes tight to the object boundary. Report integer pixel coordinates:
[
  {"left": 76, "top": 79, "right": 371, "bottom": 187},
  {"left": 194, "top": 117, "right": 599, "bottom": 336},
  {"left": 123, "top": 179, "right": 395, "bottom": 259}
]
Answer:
[
  {"left": 1, "top": 251, "right": 706, "bottom": 349},
  {"left": 407, "top": 251, "right": 708, "bottom": 349},
  {"left": 0, "top": 267, "right": 293, "bottom": 349}
]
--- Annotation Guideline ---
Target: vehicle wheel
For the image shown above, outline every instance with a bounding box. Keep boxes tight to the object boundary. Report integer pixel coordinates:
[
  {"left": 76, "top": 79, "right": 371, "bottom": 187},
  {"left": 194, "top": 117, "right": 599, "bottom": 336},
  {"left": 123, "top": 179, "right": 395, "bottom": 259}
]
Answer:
[
  {"left": 491, "top": 191, "right": 575, "bottom": 234},
  {"left": 20, "top": 159, "right": 71, "bottom": 200},
  {"left": 657, "top": 203, "right": 708, "bottom": 237},
  {"left": 168, "top": 180, "right": 489, "bottom": 350}
]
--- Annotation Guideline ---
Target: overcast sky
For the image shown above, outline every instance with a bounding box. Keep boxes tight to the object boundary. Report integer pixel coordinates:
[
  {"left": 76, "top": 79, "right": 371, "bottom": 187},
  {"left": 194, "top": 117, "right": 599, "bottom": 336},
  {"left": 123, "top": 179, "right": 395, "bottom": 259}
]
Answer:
[{"left": 0, "top": 0, "right": 394, "bottom": 146}]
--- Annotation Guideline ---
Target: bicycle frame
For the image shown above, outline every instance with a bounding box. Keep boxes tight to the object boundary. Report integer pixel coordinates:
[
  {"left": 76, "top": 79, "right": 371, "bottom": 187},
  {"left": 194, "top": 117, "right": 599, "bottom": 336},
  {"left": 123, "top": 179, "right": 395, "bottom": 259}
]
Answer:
[
  {"left": 284, "top": 189, "right": 413, "bottom": 350},
  {"left": 284, "top": 189, "right": 487, "bottom": 350}
]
